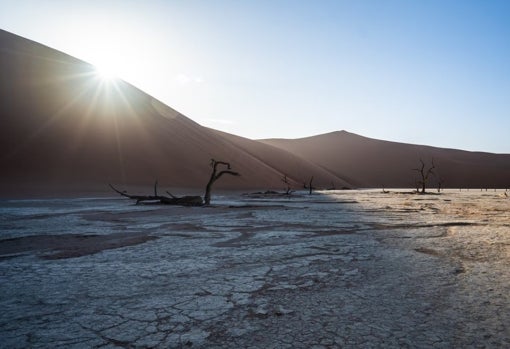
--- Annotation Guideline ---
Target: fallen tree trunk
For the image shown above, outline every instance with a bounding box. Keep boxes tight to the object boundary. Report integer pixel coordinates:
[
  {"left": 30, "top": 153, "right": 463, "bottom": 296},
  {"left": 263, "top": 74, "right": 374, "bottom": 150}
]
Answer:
[{"left": 109, "top": 184, "right": 203, "bottom": 206}]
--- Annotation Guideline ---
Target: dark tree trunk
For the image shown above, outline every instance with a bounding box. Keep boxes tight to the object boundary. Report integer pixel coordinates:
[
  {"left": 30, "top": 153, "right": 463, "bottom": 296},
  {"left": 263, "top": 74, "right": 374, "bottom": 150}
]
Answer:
[
  {"left": 281, "top": 175, "right": 292, "bottom": 195},
  {"left": 204, "top": 159, "right": 240, "bottom": 205},
  {"left": 413, "top": 159, "right": 435, "bottom": 194}
]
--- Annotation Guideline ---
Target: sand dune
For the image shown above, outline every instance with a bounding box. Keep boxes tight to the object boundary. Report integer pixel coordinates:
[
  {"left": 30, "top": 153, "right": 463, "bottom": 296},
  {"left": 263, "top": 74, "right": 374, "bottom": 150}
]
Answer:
[
  {"left": 261, "top": 131, "right": 510, "bottom": 189},
  {"left": 0, "top": 30, "right": 348, "bottom": 197},
  {"left": 1, "top": 29, "right": 508, "bottom": 197}
]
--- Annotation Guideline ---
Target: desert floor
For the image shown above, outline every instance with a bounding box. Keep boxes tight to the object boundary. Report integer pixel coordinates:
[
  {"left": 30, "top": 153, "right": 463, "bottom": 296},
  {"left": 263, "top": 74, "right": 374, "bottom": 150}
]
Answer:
[{"left": 0, "top": 189, "right": 509, "bottom": 348}]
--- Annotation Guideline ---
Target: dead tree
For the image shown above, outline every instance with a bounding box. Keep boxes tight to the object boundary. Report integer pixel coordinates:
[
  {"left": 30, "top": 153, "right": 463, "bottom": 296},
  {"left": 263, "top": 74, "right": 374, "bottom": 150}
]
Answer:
[
  {"left": 414, "top": 180, "right": 421, "bottom": 193},
  {"left": 109, "top": 182, "right": 203, "bottom": 206},
  {"left": 437, "top": 177, "right": 444, "bottom": 193},
  {"left": 110, "top": 159, "right": 239, "bottom": 206},
  {"left": 413, "top": 159, "right": 435, "bottom": 194},
  {"left": 281, "top": 174, "right": 292, "bottom": 195},
  {"left": 204, "top": 159, "right": 240, "bottom": 205},
  {"left": 304, "top": 176, "right": 314, "bottom": 195}
]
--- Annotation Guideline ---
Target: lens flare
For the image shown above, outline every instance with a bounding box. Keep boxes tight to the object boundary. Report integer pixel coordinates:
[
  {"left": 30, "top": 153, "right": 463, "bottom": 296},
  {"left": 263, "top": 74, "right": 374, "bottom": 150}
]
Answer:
[{"left": 94, "top": 61, "right": 119, "bottom": 81}]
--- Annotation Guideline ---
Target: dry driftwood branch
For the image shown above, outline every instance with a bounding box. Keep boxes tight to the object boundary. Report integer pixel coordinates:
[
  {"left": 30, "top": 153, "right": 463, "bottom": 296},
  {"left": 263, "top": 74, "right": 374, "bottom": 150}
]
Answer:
[
  {"left": 109, "top": 183, "right": 160, "bottom": 204},
  {"left": 109, "top": 183, "right": 203, "bottom": 206}
]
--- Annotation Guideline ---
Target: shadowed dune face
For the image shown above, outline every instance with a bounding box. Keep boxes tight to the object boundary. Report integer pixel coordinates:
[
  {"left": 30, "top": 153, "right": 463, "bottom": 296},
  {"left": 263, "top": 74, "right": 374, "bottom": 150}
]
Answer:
[
  {"left": 261, "top": 131, "right": 510, "bottom": 189},
  {"left": 1, "top": 29, "right": 508, "bottom": 197},
  {"left": 0, "top": 30, "right": 349, "bottom": 197}
]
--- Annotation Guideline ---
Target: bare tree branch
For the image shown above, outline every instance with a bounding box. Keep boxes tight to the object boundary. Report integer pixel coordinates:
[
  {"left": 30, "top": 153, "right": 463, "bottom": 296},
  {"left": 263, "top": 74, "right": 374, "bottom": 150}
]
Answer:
[
  {"left": 281, "top": 174, "right": 292, "bottom": 194},
  {"left": 215, "top": 170, "right": 240, "bottom": 181},
  {"left": 412, "top": 158, "right": 437, "bottom": 194},
  {"left": 204, "top": 159, "right": 240, "bottom": 205}
]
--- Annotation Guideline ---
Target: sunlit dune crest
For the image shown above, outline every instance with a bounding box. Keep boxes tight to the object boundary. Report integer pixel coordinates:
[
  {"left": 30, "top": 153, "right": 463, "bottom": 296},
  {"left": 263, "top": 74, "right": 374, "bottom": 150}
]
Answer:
[
  {"left": 151, "top": 98, "right": 180, "bottom": 120},
  {"left": 1, "top": 29, "right": 509, "bottom": 197}
]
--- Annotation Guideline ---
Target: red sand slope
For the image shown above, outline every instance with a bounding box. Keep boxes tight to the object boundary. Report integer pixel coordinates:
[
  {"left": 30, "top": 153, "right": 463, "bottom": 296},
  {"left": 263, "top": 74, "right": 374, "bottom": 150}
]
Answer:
[
  {"left": 261, "top": 131, "right": 510, "bottom": 189},
  {"left": 0, "top": 30, "right": 349, "bottom": 197},
  {"left": 1, "top": 29, "right": 508, "bottom": 197}
]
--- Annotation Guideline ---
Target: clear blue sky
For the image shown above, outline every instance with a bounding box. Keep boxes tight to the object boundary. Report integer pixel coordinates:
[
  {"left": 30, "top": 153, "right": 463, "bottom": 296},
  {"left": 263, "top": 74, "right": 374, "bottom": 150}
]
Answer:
[{"left": 1, "top": 0, "right": 509, "bottom": 153}]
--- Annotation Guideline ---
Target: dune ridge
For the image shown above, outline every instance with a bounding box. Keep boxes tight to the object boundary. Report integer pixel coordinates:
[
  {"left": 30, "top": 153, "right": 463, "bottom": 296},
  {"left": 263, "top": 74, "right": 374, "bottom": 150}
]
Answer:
[
  {"left": 261, "top": 131, "right": 510, "bottom": 189},
  {"left": 1, "top": 29, "right": 508, "bottom": 197},
  {"left": 0, "top": 29, "right": 347, "bottom": 197}
]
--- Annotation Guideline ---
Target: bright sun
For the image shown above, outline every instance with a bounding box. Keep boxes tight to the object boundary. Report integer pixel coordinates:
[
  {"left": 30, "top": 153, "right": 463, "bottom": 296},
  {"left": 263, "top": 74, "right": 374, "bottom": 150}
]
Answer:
[{"left": 94, "top": 60, "right": 120, "bottom": 81}]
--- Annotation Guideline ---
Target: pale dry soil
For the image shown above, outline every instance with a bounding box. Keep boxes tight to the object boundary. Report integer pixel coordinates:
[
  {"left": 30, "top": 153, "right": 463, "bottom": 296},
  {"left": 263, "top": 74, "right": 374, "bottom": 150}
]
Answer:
[{"left": 0, "top": 190, "right": 509, "bottom": 348}]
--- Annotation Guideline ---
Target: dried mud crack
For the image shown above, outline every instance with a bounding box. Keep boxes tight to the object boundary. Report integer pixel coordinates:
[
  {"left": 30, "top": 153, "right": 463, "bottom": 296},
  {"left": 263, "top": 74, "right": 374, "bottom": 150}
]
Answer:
[{"left": 0, "top": 190, "right": 509, "bottom": 348}]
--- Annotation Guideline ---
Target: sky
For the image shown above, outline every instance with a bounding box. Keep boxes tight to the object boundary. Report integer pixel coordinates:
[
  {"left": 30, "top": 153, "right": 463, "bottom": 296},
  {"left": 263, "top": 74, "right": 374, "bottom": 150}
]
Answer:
[{"left": 1, "top": 0, "right": 509, "bottom": 153}]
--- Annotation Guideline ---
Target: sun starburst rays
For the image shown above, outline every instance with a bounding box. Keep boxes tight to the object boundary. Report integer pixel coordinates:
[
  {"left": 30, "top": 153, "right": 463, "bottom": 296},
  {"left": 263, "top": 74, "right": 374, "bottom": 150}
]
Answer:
[{"left": 8, "top": 63, "right": 143, "bottom": 184}]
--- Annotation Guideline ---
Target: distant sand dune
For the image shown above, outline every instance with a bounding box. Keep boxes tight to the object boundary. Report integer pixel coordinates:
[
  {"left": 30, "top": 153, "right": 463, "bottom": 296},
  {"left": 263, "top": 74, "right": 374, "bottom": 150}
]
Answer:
[
  {"left": 1, "top": 29, "right": 508, "bottom": 197},
  {"left": 261, "top": 131, "right": 510, "bottom": 189}
]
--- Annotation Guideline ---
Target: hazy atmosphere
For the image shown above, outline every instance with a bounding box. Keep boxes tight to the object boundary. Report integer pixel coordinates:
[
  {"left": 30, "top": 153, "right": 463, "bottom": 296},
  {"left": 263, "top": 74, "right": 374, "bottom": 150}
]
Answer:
[
  {"left": 1, "top": 2, "right": 510, "bottom": 348},
  {"left": 2, "top": 0, "right": 509, "bottom": 152}
]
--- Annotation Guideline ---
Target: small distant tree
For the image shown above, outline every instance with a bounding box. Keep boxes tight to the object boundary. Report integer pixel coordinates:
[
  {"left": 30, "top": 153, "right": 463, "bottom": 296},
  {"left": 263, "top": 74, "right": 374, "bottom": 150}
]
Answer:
[
  {"left": 413, "top": 158, "right": 435, "bottom": 194},
  {"left": 281, "top": 174, "right": 292, "bottom": 194},
  {"left": 437, "top": 178, "right": 444, "bottom": 193},
  {"left": 204, "top": 159, "right": 240, "bottom": 205},
  {"left": 303, "top": 176, "right": 315, "bottom": 195}
]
